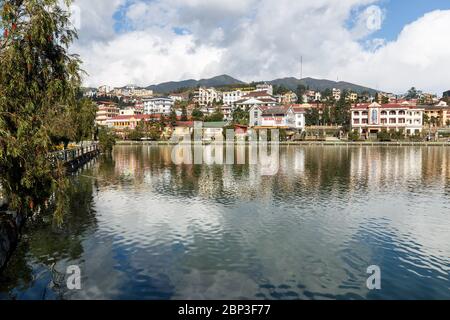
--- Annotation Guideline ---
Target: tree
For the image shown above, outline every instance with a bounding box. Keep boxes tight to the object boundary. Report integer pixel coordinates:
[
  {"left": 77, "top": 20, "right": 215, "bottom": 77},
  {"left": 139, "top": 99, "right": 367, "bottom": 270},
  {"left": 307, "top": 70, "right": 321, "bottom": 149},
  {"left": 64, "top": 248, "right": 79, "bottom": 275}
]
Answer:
[
  {"left": 305, "top": 108, "right": 320, "bottom": 126},
  {"left": 423, "top": 114, "right": 430, "bottom": 127},
  {"left": 296, "top": 85, "right": 307, "bottom": 104},
  {"left": 180, "top": 105, "right": 188, "bottom": 121},
  {"left": 169, "top": 107, "right": 178, "bottom": 125},
  {"left": 191, "top": 107, "right": 204, "bottom": 121},
  {"left": 205, "top": 108, "right": 224, "bottom": 122},
  {"left": 128, "top": 121, "right": 145, "bottom": 141},
  {"left": 98, "top": 127, "right": 116, "bottom": 153},
  {"left": 406, "top": 87, "right": 419, "bottom": 100},
  {"left": 231, "top": 107, "right": 249, "bottom": 125},
  {"left": 348, "top": 130, "right": 360, "bottom": 141},
  {"left": 0, "top": 0, "right": 83, "bottom": 213},
  {"left": 377, "top": 130, "right": 391, "bottom": 142},
  {"left": 322, "top": 106, "right": 331, "bottom": 125}
]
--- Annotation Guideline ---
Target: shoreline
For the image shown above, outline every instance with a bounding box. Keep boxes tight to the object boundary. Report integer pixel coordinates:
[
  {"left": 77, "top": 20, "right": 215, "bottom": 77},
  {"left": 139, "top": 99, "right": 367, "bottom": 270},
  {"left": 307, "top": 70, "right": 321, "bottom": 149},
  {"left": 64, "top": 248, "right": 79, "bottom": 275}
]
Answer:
[{"left": 116, "top": 140, "right": 450, "bottom": 147}]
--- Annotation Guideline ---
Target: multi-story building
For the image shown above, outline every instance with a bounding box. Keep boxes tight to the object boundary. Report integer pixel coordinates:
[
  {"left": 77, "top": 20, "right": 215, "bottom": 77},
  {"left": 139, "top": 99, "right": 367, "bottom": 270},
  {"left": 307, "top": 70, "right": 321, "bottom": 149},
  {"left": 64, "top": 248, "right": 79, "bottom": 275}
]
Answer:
[
  {"left": 332, "top": 88, "right": 341, "bottom": 101},
  {"left": 95, "top": 102, "right": 120, "bottom": 126},
  {"left": 97, "top": 85, "right": 112, "bottom": 97},
  {"left": 281, "top": 91, "right": 298, "bottom": 104},
  {"left": 119, "top": 107, "right": 144, "bottom": 116},
  {"left": 249, "top": 106, "right": 290, "bottom": 128},
  {"left": 143, "top": 97, "right": 174, "bottom": 115},
  {"left": 194, "top": 87, "right": 222, "bottom": 106},
  {"left": 105, "top": 114, "right": 162, "bottom": 138},
  {"left": 286, "top": 106, "right": 306, "bottom": 131},
  {"left": 351, "top": 102, "right": 424, "bottom": 138},
  {"left": 169, "top": 93, "right": 189, "bottom": 102},
  {"left": 420, "top": 101, "right": 450, "bottom": 127},
  {"left": 348, "top": 92, "right": 358, "bottom": 103},
  {"left": 255, "top": 83, "right": 273, "bottom": 95},
  {"left": 443, "top": 90, "right": 450, "bottom": 98},
  {"left": 223, "top": 90, "right": 245, "bottom": 106},
  {"left": 303, "top": 90, "right": 322, "bottom": 103}
]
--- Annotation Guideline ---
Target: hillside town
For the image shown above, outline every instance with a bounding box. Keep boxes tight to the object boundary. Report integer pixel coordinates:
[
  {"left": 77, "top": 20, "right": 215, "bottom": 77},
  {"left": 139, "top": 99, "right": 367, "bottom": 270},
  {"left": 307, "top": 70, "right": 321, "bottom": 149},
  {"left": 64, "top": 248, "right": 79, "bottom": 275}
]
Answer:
[{"left": 89, "top": 83, "right": 450, "bottom": 142}]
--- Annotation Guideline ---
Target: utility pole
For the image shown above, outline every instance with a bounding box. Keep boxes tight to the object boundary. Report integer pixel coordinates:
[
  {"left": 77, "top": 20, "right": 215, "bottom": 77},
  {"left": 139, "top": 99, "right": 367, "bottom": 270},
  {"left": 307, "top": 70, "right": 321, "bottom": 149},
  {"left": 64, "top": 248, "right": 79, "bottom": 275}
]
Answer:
[{"left": 300, "top": 56, "right": 303, "bottom": 80}]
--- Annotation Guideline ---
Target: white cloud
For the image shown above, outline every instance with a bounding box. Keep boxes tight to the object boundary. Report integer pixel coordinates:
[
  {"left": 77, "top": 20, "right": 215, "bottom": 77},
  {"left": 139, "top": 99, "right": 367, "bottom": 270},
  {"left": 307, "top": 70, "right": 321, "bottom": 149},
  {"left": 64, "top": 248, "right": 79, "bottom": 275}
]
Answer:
[{"left": 71, "top": 0, "right": 450, "bottom": 94}]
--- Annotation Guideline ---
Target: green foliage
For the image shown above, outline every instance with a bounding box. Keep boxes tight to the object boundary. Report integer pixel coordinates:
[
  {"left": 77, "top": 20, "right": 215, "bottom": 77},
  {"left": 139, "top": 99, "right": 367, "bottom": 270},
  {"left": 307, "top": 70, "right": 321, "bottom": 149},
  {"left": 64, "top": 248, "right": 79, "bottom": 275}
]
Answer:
[
  {"left": 377, "top": 129, "right": 391, "bottom": 142},
  {"left": 205, "top": 108, "right": 224, "bottom": 122},
  {"left": 305, "top": 108, "right": 320, "bottom": 126},
  {"left": 98, "top": 127, "right": 116, "bottom": 153},
  {"left": 180, "top": 105, "right": 188, "bottom": 121},
  {"left": 273, "top": 85, "right": 290, "bottom": 96},
  {"left": 390, "top": 129, "right": 404, "bottom": 141},
  {"left": 296, "top": 85, "right": 307, "bottom": 103},
  {"left": 169, "top": 108, "right": 177, "bottom": 125},
  {"left": 406, "top": 87, "right": 419, "bottom": 100},
  {"left": 348, "top": 130, "right": 360, "bottom": 141},
  {"left": 191, "top": 107, "right": 204, "bottom": 121},
  {"left": 0, "top": 0, "right": 82, "bottom": 213},
  {"left": 231, "top": 107, "right": 248, "bottom": 125}
]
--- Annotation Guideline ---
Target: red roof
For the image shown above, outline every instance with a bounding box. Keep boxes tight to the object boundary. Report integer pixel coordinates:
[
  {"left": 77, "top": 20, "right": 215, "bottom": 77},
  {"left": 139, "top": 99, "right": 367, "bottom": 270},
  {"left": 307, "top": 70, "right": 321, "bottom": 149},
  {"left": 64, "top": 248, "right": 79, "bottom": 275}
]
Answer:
[
  {"left": 109, "top": 114, "right": 162, "bottom": 121},
  {"left": 352, "top": 103, "right": 420, "bottom": 110},
  {"left": 175, "top": 121, "right": 195, "bottom": 127}
]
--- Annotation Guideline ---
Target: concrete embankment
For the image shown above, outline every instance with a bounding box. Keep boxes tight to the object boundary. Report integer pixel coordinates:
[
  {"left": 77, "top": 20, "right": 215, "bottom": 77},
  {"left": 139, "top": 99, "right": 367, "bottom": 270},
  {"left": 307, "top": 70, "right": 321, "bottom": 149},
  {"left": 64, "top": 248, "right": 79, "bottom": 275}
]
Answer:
[{"left": 116, "top": 140, "right": 450, "bottom": 147}]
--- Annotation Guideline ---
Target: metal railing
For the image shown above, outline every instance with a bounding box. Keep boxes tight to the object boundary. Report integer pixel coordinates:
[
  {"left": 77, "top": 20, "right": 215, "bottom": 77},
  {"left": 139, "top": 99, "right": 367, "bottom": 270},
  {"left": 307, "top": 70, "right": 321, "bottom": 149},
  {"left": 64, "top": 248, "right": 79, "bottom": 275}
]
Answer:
[{"left": 49, "top": 143, "right": 99, "bottom": 164}]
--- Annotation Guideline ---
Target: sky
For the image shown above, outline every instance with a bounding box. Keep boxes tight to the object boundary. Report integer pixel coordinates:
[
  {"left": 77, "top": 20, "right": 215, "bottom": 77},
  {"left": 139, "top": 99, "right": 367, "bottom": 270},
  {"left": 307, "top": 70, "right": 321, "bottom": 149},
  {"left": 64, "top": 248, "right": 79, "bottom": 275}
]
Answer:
[{"left": 69, "top": 0, "right": 450, "bottom": 95}]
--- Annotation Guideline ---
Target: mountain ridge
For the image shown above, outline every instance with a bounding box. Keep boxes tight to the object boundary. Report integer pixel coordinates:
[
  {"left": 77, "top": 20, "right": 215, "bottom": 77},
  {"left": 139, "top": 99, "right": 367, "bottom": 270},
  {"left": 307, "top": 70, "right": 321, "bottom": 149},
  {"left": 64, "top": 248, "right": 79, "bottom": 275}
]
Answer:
[{"left": 101, "top": 74, "right": 380, "bottom": 95}]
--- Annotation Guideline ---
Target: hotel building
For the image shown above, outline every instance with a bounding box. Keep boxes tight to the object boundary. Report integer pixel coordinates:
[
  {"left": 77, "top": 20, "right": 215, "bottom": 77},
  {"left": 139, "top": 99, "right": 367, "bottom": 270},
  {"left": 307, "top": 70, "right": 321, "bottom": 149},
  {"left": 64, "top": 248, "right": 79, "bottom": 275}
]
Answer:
[{"left": 351, "top": 102, "right": 424, "bottom": 138}]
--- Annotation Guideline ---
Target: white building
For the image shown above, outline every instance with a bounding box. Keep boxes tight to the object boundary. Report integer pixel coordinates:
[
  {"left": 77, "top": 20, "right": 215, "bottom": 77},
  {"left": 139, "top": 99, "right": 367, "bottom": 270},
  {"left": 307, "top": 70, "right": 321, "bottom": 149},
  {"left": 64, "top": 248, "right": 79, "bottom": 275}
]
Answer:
[
  {"left": 332, "top": 88, "right": 341, "bottom": 101},
  {"left": 143, "top": 97, "right": 174, "bottom": 115},
  {"left": 286, "top": 106, "right": 306, "bottom": 131},
  {"left": 249, "top": 106, "right": 290, "bottom": 128},
  {"left": 255, "top": 83, "right": 274, "bottom": 95},
  {"left": 119, "top": 107, "right": 143, "bottom": 116},
  {"left": 351, "top": 102, "right": 424, "bottom": 138},
  {"left": 223, "top": 90, "right": 245, "bottom": 106},
  {"left": 194, "top": 87, "right": 222, "bottom": 106}
]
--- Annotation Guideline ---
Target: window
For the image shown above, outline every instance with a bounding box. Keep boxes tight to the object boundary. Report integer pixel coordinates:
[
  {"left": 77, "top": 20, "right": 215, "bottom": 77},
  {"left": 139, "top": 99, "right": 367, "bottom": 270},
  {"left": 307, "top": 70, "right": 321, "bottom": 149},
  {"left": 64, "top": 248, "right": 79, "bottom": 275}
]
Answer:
[
  {"left": 398, "top": 118, "right": 405, "bottom": 124},
  {"left": 390, "top": 118, "right": 396, "bottom": 124},
  {"left": 354, "top": 119, "right": 360, "bottom": 124},
  {"left": 362, "top": 119, "right": 368, "bottom": 124},
  {"left": 381, "top": 111, "right": 387, "bottom": 116},
  {"left": 353, "top": 111, "right": 360, "bottom": 116},
  {"left": 389, "top": 111, "right": 397, "bottom": 116},
  {"left": 399, "top": 110, "right": 406, "bottom": 115},
  {"left": 362, "top": 111, "right": 368, "bottom": 116}
]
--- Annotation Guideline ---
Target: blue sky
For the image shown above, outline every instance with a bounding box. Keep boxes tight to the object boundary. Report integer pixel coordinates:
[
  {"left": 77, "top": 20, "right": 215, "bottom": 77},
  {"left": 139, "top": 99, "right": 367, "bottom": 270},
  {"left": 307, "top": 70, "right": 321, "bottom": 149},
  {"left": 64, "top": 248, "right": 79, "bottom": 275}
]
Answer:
[
  {"left": 74, "top": 0, "right": 450, "bottom": 93},
  {"left": 371, "top": 0, "right": 450, "bottom": 41}
]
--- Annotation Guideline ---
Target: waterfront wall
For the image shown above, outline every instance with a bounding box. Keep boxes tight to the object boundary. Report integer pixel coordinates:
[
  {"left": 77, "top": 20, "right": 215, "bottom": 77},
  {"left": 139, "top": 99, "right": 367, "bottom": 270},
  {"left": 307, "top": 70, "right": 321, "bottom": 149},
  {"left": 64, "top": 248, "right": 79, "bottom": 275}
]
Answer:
[{"left": 116, "top": 140, "right": 450, "bottom": 147}]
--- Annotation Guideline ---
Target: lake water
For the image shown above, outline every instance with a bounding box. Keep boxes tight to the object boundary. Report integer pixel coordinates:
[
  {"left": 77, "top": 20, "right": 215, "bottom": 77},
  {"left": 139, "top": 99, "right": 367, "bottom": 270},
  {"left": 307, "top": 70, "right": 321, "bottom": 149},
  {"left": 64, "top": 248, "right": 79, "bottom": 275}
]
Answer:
[{"left": 0, "top": 145, "right": 449, "bottom": 300}]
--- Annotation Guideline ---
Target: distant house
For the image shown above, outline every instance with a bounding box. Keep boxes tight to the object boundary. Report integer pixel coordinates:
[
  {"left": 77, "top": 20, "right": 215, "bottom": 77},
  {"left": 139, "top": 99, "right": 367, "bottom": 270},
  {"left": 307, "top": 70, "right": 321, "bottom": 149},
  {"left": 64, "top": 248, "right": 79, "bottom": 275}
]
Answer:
[
  {"left": 286, "top": 105, "right": 306, "bottom": 131},
  {"left": 105, "top": 114, "right": 162, "bottom": 137},
  {"left": 249, "top": 106, "right": 290, "bottom": 128},
  {"left": 172, "top": 121, "right": 195, "bottom": 139},
  {"left": 169, "top": 93, "right": 189, "bottom": 102},
  {"left": 143, "top": 97, "right": 174, "bottom": 115},
  {"left": 443, "top": 90, "right": 450, "bottom": 98},
  {"left": 96, "top": 102, "right": 120, "bottom": 126},
  {"left": 203, "top": 122, "right": 229, "bottom": 141}
]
